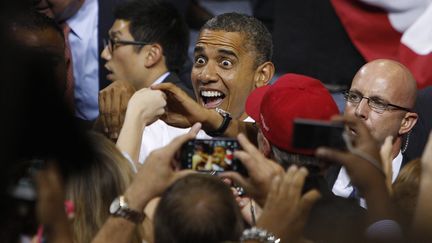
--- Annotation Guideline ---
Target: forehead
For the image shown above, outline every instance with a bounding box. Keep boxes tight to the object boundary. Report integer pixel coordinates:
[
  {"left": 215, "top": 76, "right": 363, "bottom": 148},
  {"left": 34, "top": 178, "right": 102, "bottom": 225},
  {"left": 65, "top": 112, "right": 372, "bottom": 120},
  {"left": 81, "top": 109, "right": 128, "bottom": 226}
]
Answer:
[
  {"left": 109, "top": 20, "right": 132, "bottom": 37},
  {"left": 195, "top": 29, "right": 250, "bottom": 56},
  {"left": 350, "top": 67, "right": 400, "bottom": 101}
]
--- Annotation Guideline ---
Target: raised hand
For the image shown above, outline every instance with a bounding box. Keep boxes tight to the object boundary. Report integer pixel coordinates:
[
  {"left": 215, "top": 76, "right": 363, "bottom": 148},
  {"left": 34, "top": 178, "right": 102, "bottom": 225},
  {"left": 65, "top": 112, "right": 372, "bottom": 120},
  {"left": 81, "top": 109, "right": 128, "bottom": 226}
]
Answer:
[
  {"left": 257, "top": 166, "right": 320, "bottom": 243},
  {"left": 98, "top": 81, "right": 135, "bottom": 140},
  {"left": 219, "top": 133, "right": 284, "bottom": 207}
]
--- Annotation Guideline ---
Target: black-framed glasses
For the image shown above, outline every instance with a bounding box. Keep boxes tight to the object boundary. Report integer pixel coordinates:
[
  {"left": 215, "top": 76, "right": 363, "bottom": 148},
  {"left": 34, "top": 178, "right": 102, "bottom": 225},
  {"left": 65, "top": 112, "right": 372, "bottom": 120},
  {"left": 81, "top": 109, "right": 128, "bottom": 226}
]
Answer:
[
  {"left": 343, "top": 91, "right": 411, "bottom": 113},
  {"left": 103, "top": 37, "right": 149, "bottom": 53}
]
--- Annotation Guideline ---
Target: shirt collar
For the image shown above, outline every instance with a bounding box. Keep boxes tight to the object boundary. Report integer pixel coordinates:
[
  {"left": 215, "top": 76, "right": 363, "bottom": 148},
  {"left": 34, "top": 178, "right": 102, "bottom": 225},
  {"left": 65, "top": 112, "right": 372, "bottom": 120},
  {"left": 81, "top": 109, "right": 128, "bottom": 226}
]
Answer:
[
  {"left": 339, "top": 149, "right": 403, "bottom": 189},
  {"left": 152, "top": 72, "right": 170, "bottom": 85},
  {"left": 67, "top": 0, "right": 98, "bottom": 40}
]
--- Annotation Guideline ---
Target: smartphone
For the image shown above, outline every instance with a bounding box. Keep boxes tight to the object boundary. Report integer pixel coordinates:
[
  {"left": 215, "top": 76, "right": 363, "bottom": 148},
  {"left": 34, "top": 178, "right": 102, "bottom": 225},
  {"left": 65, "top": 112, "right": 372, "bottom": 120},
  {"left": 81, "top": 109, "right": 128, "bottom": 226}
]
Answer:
[
  {"left": 180, "top": 138, "right": 247, "bottom": 176},
  {"left": 292, "top": 118, "right": 347, "bottom": 150}
]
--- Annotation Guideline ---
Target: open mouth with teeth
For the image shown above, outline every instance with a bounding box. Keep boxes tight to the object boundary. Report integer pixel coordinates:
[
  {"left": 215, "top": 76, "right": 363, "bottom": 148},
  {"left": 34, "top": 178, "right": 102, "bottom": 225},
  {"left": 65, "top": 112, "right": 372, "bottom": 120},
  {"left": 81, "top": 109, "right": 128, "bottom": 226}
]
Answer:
[{"left": 200, "top": 90, "right": 226, "bottom": 109}]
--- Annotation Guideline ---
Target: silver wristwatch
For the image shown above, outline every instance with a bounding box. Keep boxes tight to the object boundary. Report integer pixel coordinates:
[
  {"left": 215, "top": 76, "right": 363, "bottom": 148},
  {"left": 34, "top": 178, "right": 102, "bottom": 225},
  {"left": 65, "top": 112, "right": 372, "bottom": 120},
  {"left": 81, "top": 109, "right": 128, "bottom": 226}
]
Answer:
[
  {"left": 240, "top": 227, "right": 281, "bottom": 243},
  {"left": 109, "top": 195, "right": 144, "bottom": 224}
]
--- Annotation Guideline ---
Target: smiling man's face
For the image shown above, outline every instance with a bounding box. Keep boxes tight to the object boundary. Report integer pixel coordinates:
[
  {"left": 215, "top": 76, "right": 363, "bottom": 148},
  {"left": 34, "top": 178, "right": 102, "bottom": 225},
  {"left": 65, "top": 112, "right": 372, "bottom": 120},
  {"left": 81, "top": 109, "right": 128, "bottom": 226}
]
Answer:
[{"left": 191, "top": 29, "right": 259, "bottom": 120}]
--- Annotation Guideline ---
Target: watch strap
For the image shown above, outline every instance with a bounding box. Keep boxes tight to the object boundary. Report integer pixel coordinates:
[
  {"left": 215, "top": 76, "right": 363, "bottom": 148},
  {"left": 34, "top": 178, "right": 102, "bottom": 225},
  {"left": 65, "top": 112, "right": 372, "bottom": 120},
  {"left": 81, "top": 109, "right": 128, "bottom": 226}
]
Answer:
[
  {"left": 112, "top": 196, "right": 144, "bottom": 224},
  {"left": 206, "top": 108, "right": 232, "bottom": 137}
]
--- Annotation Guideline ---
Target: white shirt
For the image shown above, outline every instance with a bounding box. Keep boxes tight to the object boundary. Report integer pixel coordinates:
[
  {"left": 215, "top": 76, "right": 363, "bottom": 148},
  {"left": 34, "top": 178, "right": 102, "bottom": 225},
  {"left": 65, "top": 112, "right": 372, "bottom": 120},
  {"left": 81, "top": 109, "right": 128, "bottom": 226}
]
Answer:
[
  {"left": 332, "top": 150, "right": 403, "bottom": 207},
  {"left": 139, "top": 116, "right": 254, "bottom": 163},
  {"left": 67, "top": 0, "right": 99, "bottom": 120}
]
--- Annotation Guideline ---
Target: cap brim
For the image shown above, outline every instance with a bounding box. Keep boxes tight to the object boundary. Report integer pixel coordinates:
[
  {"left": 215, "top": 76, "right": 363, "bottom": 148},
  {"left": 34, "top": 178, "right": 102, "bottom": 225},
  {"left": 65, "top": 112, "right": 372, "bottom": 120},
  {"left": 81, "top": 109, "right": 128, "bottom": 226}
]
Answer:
[{"left": 245, "top": 85, "right": 271, "bottom": 122}]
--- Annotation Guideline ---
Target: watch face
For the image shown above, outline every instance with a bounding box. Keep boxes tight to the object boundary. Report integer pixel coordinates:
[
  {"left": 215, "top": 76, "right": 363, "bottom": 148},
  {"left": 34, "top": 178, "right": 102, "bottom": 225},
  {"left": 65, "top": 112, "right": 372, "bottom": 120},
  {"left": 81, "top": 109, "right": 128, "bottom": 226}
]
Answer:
[{"left": 109, "top": 197, "right": 120, "bottom": 214}]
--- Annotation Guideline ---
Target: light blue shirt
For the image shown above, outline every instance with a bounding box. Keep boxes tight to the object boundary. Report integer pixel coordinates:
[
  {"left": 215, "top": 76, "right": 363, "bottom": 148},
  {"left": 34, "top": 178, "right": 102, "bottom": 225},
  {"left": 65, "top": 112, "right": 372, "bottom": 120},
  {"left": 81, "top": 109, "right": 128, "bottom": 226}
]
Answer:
[{"left": 68, "top": 0, "right": 99, "bottom": 120}]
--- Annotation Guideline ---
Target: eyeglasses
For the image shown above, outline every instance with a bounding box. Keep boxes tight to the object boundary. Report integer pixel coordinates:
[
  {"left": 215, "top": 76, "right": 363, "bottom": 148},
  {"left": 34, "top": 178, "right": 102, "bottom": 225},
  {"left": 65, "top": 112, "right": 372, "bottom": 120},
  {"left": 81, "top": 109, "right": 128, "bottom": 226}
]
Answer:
[
  {"left": 343, "top": 91, "right": 411, "bottom": 113},
  {"left": 103, "top": 37, "right": 149, "bottom": 53}
]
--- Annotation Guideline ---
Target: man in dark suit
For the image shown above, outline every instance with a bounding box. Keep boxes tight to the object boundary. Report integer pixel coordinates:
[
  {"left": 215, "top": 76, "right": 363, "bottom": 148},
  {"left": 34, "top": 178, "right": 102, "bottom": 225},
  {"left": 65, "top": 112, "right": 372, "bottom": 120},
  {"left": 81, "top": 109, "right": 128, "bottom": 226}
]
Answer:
[{"left": 34, "top": 0, "right": 126, "bottom": 125}]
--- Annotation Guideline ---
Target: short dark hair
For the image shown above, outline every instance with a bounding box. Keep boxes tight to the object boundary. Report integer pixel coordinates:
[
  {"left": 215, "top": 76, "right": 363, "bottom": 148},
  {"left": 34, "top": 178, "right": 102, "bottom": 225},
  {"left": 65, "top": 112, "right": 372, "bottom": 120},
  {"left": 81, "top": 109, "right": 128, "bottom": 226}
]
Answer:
[
  {"left": 271, "top": 145, "right": 323, "bottom": 173},
  {"left": 114, "top": 0, "right": 189, "bottom": 73},
  {"left": 154, "top": 174, "right": 244, "bottom": 243},
  {"left": 201, "top": 12, "right": 273, "bottom": 66}
]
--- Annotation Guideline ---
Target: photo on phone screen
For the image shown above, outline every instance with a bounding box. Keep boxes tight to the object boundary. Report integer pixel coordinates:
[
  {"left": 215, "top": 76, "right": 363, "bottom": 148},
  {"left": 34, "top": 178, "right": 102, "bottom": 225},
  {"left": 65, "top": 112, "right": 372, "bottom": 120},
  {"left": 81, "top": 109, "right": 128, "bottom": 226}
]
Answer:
[
  {"left": 180, "top": 139, "right": 247, "bottom": 175},
  {"left": 292, "top": 118, "right": 347, "bottom": 150}
]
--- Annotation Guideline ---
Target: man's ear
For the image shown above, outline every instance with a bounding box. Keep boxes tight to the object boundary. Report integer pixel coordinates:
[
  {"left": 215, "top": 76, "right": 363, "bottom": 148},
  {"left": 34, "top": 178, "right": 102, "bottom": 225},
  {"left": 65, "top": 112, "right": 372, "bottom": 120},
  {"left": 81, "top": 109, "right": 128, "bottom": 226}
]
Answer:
[
  {"left": 257, "top": 130, "right": 272, "bottom": 158},
  {"left": 399, "top": 112, "right": 418, "bottom": 135},
  {"left": 253, "top": 61, "right": 275, "bottom": 88},
  {"left": 143, "top": 43, "right": 163, "bottom": 68}
]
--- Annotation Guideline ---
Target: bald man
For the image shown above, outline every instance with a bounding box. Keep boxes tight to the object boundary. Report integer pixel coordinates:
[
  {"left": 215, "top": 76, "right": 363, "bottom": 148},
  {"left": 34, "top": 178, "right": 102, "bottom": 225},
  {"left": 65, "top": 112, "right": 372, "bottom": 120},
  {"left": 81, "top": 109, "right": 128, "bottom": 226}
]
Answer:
[{"left": 330, "top": 59, "right": 418, "bottom": 203}]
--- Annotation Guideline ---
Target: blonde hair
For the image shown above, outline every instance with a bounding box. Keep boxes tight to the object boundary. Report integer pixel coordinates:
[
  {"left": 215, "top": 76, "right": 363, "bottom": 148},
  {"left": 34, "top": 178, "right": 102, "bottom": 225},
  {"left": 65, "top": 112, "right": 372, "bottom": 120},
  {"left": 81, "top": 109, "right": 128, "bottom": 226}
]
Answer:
[
  {"left": 392, "top": 159, "right": 421, "bottom": 229},
  {"left": 66, "top": 132, "right": 142, "bottom": 243}
]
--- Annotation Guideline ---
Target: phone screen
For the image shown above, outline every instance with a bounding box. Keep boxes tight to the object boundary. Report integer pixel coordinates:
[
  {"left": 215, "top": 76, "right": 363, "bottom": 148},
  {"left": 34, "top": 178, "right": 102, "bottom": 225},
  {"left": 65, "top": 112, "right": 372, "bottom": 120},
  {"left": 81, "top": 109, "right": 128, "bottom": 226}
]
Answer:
[
  {"left": 292, "top": 118, "right": 347, "bottom": 150},
  {"left": 180, "top": 139, "right": 247, "bottom": 175}
]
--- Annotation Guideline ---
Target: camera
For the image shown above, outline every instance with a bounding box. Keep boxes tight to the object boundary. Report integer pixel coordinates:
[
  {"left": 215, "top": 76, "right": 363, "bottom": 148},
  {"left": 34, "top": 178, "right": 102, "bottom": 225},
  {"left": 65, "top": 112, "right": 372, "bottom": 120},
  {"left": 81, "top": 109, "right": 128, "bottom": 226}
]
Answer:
[
  {"left": 292, "top": 118, "right": 347, "bottom": 150},
  {"left": 180, "top": 138, "right": 247, "bottom": 176}
]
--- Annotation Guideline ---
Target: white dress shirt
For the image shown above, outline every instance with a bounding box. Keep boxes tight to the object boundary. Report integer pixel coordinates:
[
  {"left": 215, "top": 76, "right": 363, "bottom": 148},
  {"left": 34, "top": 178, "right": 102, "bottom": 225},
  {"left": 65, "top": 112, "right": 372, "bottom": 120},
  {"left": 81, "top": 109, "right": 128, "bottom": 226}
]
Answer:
[
  {"left": 67, "top": 0, "right": 100, "bottom": 120},
  {"left": 332, "top": 150, "right": 403, "bottom": 207}
]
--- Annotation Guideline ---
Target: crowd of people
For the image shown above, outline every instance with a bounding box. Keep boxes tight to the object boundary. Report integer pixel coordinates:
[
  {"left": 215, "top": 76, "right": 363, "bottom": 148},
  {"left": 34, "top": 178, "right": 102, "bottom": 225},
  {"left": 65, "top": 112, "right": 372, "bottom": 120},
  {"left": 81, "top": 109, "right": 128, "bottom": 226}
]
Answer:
[{"left": 2, "top": 0, "right": 432, "bottom": 242}]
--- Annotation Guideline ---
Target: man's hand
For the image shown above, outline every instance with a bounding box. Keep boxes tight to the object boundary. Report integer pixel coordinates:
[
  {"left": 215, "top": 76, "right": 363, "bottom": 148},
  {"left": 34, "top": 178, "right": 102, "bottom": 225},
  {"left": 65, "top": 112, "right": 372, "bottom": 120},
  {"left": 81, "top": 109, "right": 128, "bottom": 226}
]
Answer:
[
  {"left": 316, "top": 115, "right": 385, "bottom": 195},
  {"left": 316, "top": 114, "right": 394, "bottom": 223},
  {"left": 152, "top": 82, "right": 209, "bottom": 128},
  {"left": 99, "top": 81, "right": 135, "bottom": 140},
  {"left": 219, "top": 133, "right": 284, "bottom": 207},
  {"left": 123, "top": 123, "right": 201, "bottom": 211},
  {"left": 257, "top": 166, "right": 320, "bottom": 243},
  {"left": 380, "top": 136, "right": 394, "bottom": 194}
]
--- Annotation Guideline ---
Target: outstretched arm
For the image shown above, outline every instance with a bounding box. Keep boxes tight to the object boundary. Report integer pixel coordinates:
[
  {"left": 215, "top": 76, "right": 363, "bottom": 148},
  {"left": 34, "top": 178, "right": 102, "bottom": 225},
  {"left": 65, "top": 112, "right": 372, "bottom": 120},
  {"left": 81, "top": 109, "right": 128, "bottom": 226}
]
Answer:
[
  {"left": 153, "top": 82, "right": 258, "bottom": 142},
  {"left": 116, "top": 88, "right": 166, "bottom": 164},
  {"left": 92, "top": 124, "right": 201, "bottom": 243}
]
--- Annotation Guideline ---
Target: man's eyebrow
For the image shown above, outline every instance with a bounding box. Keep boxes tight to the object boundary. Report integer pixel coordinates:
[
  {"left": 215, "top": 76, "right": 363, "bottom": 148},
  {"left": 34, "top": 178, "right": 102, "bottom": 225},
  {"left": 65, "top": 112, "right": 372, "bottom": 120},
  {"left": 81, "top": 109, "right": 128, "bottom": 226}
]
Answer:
[
  {"left": 350, "top": 89, "right": 387, "bottom": 101},
  {"left": 218, "top": 49, "right": 237, "bottom": 58},
  {"left": 108, "top": 30, "right": 122, "bottom": 37},
  {"left": 194, "top": 46, "right": 204, "bottom": 54}
]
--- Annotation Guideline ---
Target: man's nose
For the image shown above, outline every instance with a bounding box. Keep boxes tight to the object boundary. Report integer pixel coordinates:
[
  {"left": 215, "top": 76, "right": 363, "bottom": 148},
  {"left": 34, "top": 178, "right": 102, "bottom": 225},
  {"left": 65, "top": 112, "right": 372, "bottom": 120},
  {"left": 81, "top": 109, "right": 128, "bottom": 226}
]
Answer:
[
  {"left": 198, "top": 62, "right": 218, "bottom": 84},
  {"left": 354, "top": 98, "right": 369, "bottom": 120},
  {"left": 101, "top": 45, "right": 111, "bottom": 61}
]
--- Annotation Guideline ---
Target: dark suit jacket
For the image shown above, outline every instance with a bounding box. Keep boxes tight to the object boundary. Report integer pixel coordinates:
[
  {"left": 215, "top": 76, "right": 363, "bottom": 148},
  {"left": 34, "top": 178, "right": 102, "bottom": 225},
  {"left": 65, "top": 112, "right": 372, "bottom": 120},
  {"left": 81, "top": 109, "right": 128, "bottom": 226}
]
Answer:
[
  {"left": 162, "top": 72, "right": 195, "bottom": 99},
  {"left": 403, "top": 86, "right": 432, "bottom": 162}
]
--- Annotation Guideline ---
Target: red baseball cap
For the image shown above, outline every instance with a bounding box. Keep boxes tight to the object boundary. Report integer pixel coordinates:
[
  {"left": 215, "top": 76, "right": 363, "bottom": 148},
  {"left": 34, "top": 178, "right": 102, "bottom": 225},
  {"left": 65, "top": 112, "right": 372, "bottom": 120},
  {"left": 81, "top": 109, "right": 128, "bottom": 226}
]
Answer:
[{"left": 245, "top": 73, "right": 339, "bottom": 155}]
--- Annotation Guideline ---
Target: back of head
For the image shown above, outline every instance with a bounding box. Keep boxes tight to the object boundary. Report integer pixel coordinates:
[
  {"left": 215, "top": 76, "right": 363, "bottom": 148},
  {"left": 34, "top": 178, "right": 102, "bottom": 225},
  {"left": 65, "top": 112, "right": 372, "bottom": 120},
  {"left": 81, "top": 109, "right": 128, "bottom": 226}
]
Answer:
[
  {"left": 114, "top": 0, "right": 189, "bottom": 73},
  {"left": 66, "top": 132, "right": 140, "bottom": 243},
  {"left": 246, "top": 73, "right": 339, "bottom": 169},
  {"left": 154, "top": 174, "right": 244, "bottom": 243},
  {"left": 8, "top": 9, "right": 64, "bottom": 44},
  {"left": 202, "top": 12, "right": 273, "bottom": 67}
]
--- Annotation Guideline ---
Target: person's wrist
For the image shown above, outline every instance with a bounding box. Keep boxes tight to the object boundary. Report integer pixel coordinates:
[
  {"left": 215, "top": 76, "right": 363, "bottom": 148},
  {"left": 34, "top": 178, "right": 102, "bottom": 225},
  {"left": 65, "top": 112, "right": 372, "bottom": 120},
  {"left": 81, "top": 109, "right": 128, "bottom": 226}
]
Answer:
[
  {"left": 124, "top": 187, "right": 152, "bottom": 212},
  {"left": 202, "top": 108, "right": 223, "bottom": 132}
]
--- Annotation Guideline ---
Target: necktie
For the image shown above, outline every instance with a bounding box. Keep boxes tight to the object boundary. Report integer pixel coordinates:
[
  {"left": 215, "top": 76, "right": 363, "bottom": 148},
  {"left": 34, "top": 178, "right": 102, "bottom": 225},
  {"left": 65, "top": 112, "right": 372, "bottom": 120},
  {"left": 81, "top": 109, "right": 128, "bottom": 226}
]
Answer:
[{"left": 61, "top": 23, "right": 75, "bottom": 109}]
